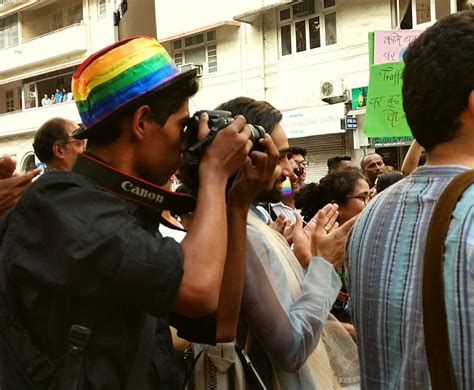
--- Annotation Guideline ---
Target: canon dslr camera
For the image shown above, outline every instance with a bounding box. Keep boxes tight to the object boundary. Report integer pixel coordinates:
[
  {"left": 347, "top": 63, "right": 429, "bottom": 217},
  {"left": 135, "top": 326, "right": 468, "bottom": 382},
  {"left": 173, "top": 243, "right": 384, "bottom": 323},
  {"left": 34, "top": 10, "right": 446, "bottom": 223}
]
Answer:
[{"left": 183, "top": 110, "right": 267, "bottom": 165}]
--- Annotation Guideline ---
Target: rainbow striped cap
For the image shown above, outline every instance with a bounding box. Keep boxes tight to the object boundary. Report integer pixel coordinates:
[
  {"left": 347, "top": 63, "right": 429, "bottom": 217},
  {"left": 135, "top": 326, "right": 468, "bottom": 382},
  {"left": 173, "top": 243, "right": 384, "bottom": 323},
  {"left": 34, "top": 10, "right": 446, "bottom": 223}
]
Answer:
[{"left": 72, "top": 36, "right": 196, "bottom": 139}]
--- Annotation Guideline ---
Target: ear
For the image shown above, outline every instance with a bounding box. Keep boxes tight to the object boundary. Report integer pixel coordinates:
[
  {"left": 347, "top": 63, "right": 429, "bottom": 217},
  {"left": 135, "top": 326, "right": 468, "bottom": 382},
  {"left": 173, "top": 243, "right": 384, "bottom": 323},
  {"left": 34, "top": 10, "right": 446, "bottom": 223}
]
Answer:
[
  {"left": 131, "top": 105, "right": 154, "bottom": 141},
  {"left": 332, "top": 200, "right": 344, "bottom": 219},
  {"left": 468, "top": 90, "right": 474, "bottom": 116},
  {"left": 52, "top": 143, "right": 65, "bottom": 160}
]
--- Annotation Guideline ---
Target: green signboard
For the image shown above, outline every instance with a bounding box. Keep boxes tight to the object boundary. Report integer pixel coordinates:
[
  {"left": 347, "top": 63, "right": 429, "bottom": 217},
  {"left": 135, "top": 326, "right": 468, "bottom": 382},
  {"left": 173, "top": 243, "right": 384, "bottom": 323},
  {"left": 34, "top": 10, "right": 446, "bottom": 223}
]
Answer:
[
  {"left": 363, "top": 61, "right": 412, "bottom": 137},
  {"left": 351, "top": 87, "right": 368, "bottom": 110},
  {"left": 369, "top": 136, "right": 414, "bottom": 147}
]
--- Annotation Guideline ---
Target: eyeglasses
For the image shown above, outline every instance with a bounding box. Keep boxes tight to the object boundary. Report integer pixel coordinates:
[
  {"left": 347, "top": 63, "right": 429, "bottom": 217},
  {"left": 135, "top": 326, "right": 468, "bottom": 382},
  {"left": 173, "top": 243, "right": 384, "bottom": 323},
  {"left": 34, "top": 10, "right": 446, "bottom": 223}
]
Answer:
[
  {"left": 346, "top": 192, "right": 371, "bottom": 205},
  {"left": 56, "top": 139, "right": 86, "bottom": 148},
  {"left": 293, "top": 159, "right": 309, "bottom": 168}
]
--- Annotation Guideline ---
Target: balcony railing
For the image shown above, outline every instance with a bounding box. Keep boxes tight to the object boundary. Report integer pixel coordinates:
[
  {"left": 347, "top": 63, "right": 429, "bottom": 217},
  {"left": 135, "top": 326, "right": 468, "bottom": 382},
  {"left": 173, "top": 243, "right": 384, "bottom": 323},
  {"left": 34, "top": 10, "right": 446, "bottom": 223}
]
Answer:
[
  {"left": 0, "top": 23, "right": 87, "bottom": 75},
  {"left": 0, "top": 101, "right": 81, "bottom": 137}
]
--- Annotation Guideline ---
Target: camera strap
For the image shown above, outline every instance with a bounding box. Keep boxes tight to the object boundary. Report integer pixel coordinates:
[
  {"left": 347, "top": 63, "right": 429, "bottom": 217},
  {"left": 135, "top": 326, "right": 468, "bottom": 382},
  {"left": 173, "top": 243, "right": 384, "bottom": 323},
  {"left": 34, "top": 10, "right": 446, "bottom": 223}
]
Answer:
[{"left": 72, "top": 153, "right": 196, "bottom": 215}]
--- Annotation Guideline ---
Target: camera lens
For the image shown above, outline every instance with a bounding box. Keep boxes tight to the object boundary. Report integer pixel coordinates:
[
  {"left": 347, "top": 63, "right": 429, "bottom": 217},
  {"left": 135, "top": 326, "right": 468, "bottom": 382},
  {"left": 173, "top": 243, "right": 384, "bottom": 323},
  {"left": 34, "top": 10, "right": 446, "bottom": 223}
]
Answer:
[{"left": 249, "top": 125, "right": 266, "bottom": 150}]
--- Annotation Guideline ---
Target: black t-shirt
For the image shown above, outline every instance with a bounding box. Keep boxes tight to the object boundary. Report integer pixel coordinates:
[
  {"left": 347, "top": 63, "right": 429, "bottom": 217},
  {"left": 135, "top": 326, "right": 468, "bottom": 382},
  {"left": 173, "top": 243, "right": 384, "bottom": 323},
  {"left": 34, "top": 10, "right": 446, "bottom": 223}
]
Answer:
[{"left": 0, "top": 170, "right": 215, "bottom": 389}]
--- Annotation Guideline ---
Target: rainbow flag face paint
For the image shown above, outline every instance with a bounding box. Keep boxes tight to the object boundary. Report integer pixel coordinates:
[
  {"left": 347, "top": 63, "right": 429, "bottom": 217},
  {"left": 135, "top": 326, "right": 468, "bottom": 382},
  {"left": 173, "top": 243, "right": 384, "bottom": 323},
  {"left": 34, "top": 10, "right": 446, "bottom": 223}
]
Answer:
[
  {"left": 72, "top": 36, "right": 196, "bottom": 138},
  {"left": 281, "top": 177, "right": 293, "bottom": 197}
]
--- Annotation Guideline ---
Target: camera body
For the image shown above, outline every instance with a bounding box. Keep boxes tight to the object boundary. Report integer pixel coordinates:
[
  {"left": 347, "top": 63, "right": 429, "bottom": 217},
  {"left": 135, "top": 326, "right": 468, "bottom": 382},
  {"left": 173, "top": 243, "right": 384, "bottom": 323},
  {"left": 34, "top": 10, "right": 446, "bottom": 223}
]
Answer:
[
  {"left": 179, "top": 110, "right": 268, "bottom": 197},
  {"left": 184, "top": 110, "right": 266, "bottom": 165}
]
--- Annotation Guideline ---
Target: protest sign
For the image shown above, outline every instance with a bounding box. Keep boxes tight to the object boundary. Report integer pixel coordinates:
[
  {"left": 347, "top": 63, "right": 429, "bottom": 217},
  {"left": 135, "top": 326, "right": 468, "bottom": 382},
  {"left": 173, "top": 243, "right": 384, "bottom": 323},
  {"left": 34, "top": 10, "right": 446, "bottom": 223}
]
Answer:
[
  {"left": 374, "top": 30, "right": 422, "bottom": 64},
  {"left": 363, "top": 61, "right": 412, "bottom": 137}
]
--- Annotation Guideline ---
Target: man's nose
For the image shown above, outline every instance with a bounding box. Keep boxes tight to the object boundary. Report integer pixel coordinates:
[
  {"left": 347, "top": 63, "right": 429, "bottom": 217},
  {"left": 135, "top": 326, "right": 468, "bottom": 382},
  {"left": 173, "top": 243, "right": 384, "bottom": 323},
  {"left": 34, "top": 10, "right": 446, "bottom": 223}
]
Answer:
[{"left": 282, "top": 160, "right": 298, "bottom": 180}]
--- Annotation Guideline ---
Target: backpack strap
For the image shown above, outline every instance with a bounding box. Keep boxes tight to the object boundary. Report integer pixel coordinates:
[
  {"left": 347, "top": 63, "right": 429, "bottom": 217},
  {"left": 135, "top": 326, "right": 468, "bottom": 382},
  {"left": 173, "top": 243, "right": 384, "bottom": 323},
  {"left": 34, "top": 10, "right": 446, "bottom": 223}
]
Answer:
[
  {"left": 59, "top": 311, "right": 156, "bottom": 390},
  {"left": 59, "top": 324, "right": 92, "bottom": 390},
  {"left": 423, "top": 169, "right": 474, "bottom": 390}
]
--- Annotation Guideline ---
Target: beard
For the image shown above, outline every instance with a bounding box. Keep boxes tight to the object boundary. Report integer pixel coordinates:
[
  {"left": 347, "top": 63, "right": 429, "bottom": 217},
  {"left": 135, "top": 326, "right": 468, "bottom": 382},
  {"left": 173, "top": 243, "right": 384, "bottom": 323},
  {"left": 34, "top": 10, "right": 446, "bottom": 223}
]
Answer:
[{"left": 254, "top": 178, "right": 284, "bottom": 203}]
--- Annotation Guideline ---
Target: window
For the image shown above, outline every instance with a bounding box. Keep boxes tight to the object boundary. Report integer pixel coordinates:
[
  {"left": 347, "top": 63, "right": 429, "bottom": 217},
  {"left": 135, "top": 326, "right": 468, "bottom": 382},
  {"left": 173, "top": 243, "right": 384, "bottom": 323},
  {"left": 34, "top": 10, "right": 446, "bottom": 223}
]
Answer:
[
  {"left": 98, "top": 0, "right": 107, "bottom": 19},
  {"left": 52, "top": 11, "right": 63, "bottom": 30},
  {"left": 458, "top": 0, "right": 474, "bottom": 10},
  {"left": 394, "top": 0, "right": 458, "bottom": 28},
  {"left": 279, "top": 0, "right": 337, "bottom": 57},
  {"left": 0, "top": 14, "right": 18, "bottom": 49},
  {"left": 23, "top": 83, "right": 37, "bottom": 109},
  {"left": 5, "top": 90, "right": 14, "bottom": 112},
  {"left": 173, "top": 30, "right": 218, "bottom": 74},
  {"left": 207, "top": 44, "right": 217, "bottom": 73},
  {"left": 67, "top": 4, "right": 83, "bottom": 25}
]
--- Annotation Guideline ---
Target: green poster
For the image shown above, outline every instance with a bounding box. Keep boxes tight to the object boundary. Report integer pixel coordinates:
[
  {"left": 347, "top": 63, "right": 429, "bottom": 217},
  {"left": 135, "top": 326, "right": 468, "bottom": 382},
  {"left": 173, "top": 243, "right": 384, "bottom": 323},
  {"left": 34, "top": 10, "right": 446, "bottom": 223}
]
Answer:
[
  {"left": 368, "top": 32, "right": 374, "bottom": 66},
  {"left": 363, "top": 61, "right": 412, "bottom": 137}
]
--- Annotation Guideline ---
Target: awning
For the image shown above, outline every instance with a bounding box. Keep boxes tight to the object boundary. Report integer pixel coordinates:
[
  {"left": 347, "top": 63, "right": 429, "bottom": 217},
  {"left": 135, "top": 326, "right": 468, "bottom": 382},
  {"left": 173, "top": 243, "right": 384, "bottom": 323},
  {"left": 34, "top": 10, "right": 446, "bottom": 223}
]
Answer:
[
  {"left": 158, "top": 21, "right": 241, "bottom": 43},
  {"left": 234, "top": 0, "right": 294, "bottom": 23}
]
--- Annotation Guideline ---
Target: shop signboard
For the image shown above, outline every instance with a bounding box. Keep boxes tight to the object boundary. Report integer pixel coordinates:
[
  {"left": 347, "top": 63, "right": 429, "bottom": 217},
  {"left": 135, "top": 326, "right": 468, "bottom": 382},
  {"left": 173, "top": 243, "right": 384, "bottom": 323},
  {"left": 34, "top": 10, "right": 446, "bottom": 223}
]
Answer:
[
  {"left": 345, "top": 116, "right": 357, "bottom": 130},
  {"left": 351, "top": 86, "right": 368, "bottom": 110},
  {"left": 281, "top": 103, "right": 345, "bottom": 139},
  {"left": 369, "top": 136, "right": 414, "bottom": 147}
]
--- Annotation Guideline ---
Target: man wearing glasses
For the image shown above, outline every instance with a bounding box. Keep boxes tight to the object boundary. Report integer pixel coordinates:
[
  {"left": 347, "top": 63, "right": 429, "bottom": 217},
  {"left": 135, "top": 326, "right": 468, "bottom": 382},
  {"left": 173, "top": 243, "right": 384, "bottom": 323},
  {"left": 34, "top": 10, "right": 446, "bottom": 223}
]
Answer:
[
  {"left": 290, "top": 146, "right": 308, "bottom": 186},
  {"left": 33, "top": 117, "right": 84, "bottom": 172}
]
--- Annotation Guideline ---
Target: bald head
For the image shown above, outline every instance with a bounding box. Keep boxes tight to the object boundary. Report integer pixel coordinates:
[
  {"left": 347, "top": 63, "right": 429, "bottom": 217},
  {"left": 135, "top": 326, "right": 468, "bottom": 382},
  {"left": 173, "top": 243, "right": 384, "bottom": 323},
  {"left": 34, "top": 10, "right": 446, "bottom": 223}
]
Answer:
[
  {"left": 360, "top": 153, "right": 385, "bottom": 187},
  {"left": 33, "top": 117, "right": 82, "bottom": 170}
]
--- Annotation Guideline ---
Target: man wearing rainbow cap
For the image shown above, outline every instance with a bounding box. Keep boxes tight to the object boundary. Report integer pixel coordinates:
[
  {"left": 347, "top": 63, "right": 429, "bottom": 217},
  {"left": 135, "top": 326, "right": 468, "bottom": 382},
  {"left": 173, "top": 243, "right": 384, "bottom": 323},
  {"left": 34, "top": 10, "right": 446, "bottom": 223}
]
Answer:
[{"left": 0, "top": 36, "right": 279, "bottom": 389}]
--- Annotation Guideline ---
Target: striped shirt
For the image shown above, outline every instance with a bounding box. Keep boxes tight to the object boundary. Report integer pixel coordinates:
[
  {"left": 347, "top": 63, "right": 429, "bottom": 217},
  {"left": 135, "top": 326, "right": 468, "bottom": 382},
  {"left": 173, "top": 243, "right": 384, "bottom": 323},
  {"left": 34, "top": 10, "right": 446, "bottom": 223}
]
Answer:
[{"left": 346, "top": 165, "right": 474, "bottom": 389}]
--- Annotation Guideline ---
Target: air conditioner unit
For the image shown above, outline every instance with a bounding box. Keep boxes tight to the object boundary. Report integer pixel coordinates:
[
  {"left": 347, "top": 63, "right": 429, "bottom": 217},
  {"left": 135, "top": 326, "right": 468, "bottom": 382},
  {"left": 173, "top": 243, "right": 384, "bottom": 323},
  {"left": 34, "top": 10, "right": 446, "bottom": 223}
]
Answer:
[
  {"left": 320, "top": 79, "right": 344, "bottom": 99},
  {"left": 179, "top": 63, "right": 203, "bottom": 77}
]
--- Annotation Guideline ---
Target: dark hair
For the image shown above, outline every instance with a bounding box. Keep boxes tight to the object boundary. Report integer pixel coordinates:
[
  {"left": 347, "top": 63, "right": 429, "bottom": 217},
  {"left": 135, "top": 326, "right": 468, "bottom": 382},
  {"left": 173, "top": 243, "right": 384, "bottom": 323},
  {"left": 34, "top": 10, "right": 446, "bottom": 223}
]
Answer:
[
  {"left": 289, "top": 146, "right": 307, "bottom": 158},
  {"left": 402, "top": 11, "right": 474, "bottom": 151},
  {"left": 327, "top": 155, "right": 351, "bottom": 170},
  {"left": 33, "top": 117, "right": 71, "bottom": 163},
  {"left": 375, "top": 171, "right": 404, "bottom": 193},
  {"left": 215, "top": 97, "right": 282, "bottom": 134},
  {"left": 86, "top": 75, "right": 199, "bottom": 147},
  {"left": 295, "top": 168, "right": 367, "bottom": 222},
  {"left": 178, "top": 97, "right": 282, "bottom": 196}
]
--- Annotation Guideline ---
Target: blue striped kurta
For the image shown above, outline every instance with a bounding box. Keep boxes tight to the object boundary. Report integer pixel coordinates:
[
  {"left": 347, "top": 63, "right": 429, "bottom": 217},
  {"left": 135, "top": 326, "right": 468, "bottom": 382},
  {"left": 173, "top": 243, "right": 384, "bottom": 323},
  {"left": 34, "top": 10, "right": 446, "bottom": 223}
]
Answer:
[{"left": 346, "top": 165, "right": 474, "bottom": 389}]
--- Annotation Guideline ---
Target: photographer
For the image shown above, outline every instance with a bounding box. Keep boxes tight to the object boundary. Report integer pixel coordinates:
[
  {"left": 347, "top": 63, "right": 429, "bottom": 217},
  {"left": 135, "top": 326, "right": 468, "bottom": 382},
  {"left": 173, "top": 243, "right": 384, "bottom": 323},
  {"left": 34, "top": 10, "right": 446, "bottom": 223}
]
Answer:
[
  {"left": 180, "top": 97, "right": 359, "bottom": 389},
  {"left": 0, "top": 37, "right": 278, "bottom": 389}
]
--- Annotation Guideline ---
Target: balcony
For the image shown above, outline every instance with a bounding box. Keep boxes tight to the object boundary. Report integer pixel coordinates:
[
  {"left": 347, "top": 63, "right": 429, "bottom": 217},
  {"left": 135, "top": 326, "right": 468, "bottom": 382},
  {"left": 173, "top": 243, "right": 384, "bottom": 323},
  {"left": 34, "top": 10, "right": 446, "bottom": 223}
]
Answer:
[
  {"left": 0, "top": 101, "right": 81, "bottom": 137},
  {"left": 0, "top": 23, "right": 87, "bottom": 76},
  {"left": 0, "top": 0, "right": 36, "bottom": 17}
]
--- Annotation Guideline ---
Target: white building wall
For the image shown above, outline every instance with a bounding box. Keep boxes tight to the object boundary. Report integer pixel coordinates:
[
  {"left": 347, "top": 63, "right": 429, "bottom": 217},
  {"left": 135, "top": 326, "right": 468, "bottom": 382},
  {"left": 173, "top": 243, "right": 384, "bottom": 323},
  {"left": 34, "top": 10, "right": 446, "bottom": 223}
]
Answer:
[
  {"left": 154, "top": 0, "right": 392, "bottom": 178},
  {"left": 0, "top": 0, "right": 116, "bottom": 171},
  {"left": 185, "top": 23, "right": 266, "bottom": 111},
  {"left": 155, "top": 0, "right": 392, "bottom": 111},
  {"left": 155, "top": 0, "right": 268, "bottom": 40},
  {"left": 262, "top": 0, "right": 391, "bottom": 109}
]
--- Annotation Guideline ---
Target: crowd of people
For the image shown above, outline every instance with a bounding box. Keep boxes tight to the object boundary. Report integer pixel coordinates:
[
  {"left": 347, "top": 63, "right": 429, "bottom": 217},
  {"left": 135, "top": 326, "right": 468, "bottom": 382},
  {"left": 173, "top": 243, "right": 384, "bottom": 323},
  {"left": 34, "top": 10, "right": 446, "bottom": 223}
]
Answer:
[
  {"left": 0, "top": 10, "right": 472, "bottom": 390},
  {"left": 41, "top": 87, "right": 74, "bottom": 106}
]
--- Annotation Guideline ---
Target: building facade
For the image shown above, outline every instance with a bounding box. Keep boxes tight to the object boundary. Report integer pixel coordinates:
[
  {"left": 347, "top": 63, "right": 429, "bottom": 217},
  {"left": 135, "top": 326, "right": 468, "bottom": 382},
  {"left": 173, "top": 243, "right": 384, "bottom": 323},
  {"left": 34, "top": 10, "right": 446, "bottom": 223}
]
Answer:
[
  {"left": 0, "top": 0, "right": 116, "bottom": 171},
  {"left": 154, "top": 0, "right": 467, "bottom": 181},
  {"left": 1, "top": 0, "right": 471, "bottom": 176}
]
